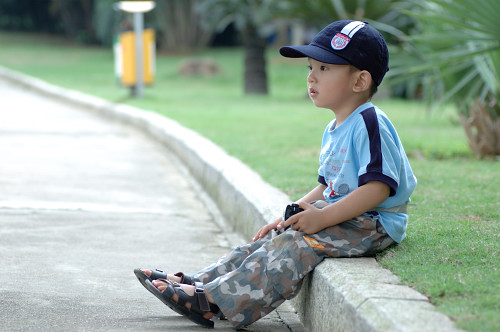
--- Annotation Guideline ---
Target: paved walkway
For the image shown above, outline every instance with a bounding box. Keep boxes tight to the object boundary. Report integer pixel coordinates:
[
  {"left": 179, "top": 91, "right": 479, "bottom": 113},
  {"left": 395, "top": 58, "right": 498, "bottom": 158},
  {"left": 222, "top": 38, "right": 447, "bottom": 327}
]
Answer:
[{"left": 0, "top": 79, "right": 303, "bottom": 331}]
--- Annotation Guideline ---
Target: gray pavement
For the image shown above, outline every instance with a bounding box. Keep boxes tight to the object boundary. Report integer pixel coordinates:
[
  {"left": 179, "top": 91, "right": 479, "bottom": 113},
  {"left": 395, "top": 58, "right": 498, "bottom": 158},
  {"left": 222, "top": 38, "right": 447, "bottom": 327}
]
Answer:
[{"left": 0, "top": 79, "right": 303, "bottom": 331}]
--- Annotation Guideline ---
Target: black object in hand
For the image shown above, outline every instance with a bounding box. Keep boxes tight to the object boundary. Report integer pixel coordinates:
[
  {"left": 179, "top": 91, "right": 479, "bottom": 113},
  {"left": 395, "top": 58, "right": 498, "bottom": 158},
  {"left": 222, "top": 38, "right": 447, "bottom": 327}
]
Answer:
[{"left": 283, "top": 203, "right": 304, "bottom": 221}]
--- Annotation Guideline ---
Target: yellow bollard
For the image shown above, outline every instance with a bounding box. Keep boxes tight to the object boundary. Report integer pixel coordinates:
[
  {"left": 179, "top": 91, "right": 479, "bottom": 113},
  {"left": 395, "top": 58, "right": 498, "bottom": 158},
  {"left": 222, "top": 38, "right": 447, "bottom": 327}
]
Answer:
[{"left": 115, "top": 28, "right": 155, "bottom": 87}]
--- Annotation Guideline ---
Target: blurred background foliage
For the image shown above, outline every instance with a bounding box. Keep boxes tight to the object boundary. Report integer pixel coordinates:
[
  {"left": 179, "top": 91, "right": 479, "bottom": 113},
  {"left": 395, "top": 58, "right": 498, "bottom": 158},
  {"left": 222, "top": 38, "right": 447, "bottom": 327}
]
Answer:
[{"left": 0, "top": 0, "right": 498, "bottom": 156}]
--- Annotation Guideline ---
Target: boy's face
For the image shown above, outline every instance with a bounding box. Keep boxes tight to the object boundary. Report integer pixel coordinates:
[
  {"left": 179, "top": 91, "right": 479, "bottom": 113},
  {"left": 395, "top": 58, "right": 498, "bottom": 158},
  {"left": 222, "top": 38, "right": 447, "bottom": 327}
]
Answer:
[{"left": 307, "top": 58, "right": 358, "bottom": 112}]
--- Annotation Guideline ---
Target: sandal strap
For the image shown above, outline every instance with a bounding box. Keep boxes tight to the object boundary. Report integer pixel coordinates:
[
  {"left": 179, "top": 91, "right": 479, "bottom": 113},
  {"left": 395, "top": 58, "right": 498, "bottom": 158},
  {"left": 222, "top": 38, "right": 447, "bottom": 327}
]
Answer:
[
  {"left": 154, "top": 280, "right": 215, "bottom": 328},
  {"left": 149, "top": 269, "right": 167, "bottom": 280},
  {"left": 164, "top": 280, "right": 208, "bottom": 313},
  {"left": 174, "top": 272, "right": 195, "bottom": 285},
  {"left": 147, "top": 269, "right": 195, "bottom": 285},
  {"left": 195, "top": 282, "right": 211, "bottom": 312},
  {"left": 166, "top": 280, "right": 219, "bottom": 315},
  {"left": 195, "top": 282, "right": 221, "bottom": 316}
]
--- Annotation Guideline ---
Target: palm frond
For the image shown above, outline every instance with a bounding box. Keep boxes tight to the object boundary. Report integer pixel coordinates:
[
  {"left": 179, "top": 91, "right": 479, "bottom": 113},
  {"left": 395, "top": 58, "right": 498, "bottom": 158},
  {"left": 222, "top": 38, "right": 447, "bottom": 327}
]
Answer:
[{"left": 388, "top": 0, "right": 500, "bottom": 117}]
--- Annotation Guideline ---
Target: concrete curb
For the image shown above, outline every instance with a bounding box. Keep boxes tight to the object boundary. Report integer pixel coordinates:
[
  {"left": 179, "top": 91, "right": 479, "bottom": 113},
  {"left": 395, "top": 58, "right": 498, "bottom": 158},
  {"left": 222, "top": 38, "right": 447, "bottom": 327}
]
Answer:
[{"left": 0, "top": 66, "right": 462, "bottom": 332}]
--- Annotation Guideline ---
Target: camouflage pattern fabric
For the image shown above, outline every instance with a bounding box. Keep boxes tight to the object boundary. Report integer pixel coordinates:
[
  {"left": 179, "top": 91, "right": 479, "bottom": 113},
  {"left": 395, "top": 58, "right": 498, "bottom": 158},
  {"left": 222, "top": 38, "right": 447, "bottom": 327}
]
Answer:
[{"left": 191, "top": 201, "right": 395, "bottom": 330}]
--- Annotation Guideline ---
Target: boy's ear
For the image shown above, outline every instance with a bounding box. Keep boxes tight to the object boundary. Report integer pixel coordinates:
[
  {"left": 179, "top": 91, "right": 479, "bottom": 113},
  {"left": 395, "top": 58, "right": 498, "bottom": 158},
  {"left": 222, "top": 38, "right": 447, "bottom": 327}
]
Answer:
[{"left": 353, "top": 70, "right": 372, "bottom": 93}]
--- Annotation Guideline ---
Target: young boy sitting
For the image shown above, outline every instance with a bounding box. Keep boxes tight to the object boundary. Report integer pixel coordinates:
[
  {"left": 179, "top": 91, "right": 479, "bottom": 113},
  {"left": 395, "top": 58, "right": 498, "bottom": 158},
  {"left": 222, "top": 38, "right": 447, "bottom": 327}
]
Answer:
[{"left": 135, "top": 20, "right": 417, "bottom": 330}]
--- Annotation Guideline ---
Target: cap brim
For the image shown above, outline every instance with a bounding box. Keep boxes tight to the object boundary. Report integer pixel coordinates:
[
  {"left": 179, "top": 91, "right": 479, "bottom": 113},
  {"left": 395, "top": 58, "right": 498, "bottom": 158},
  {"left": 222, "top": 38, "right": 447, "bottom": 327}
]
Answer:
[{"left": 279, "top": 44, "right": 350, "bottom": 65}]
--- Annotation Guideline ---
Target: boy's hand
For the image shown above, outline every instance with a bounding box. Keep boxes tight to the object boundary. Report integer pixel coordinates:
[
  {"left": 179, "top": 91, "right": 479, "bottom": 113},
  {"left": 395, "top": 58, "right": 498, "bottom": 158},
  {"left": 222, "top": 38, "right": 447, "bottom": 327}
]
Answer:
[
  {"left": 252, "top": 217, "right": 282, "bottom": 241},
  {"left": 279, "top": 202, "right": 327, "bottom": 234}
]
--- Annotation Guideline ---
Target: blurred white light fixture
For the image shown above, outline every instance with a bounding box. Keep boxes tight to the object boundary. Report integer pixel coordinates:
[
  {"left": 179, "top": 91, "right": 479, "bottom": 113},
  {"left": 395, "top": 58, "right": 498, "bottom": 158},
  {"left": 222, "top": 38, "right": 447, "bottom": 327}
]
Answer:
[{"left": 115, "top": 1, "right": 155, "bottom": 13}]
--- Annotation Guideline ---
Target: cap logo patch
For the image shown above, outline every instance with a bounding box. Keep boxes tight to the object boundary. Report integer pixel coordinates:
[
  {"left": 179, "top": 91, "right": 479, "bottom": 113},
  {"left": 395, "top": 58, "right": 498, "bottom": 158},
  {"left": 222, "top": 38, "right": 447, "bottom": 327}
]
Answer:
[
  {"left": 331, "top": 33, "right": 350, "bottom": 50},
  {"left": 330, "top": 21, "right": 366, "bottom": 51}
]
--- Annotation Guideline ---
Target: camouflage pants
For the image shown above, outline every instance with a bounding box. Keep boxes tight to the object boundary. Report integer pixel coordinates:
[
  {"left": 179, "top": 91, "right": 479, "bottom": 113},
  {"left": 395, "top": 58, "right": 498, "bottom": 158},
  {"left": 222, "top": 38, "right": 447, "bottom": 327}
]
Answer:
[{"left": 191, "top": 201, "right": 395, "bottom": 330}]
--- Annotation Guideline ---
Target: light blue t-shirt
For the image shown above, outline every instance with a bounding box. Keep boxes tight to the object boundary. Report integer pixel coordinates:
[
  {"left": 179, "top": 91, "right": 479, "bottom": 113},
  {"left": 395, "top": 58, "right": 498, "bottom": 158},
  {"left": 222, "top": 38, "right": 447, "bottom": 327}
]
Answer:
[{"left": 318, "top": 102, "right": 417, "bottom": 243}]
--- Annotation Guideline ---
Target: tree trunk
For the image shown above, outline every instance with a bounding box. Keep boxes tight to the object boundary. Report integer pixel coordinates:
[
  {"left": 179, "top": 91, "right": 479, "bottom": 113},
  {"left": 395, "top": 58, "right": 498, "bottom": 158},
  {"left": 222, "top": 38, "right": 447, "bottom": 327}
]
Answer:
[
  {"left": 154, "top": 0, "right": 213, "bottom": 51},
  {"left": 243, "top": 25, "right": 268, "bottom": 95},
  {"left": 459, "top": 99, "right": 500, "bottom": 157}
]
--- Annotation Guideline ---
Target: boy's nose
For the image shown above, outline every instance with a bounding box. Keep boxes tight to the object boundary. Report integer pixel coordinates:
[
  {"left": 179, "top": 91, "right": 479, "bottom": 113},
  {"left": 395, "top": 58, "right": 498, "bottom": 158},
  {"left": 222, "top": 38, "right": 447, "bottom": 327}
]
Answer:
[{"left": 307, "top": 71, "right": 316, "bottom": 83}]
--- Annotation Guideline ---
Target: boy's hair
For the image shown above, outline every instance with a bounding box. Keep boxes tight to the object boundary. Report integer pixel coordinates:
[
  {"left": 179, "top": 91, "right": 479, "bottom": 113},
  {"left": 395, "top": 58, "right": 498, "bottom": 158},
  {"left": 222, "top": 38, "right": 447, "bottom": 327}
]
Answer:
[
  {"left": 280, "top": 20, "right": 389, "bottom": 87},
  {"left": 369, "top": 83, "right": 378, "bottom": 97}
]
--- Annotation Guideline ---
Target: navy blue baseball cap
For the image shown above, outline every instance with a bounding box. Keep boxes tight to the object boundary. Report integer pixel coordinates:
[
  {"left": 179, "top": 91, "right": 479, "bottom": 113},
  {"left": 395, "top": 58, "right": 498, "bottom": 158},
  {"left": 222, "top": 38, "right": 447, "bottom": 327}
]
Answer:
[{"left": 280, "top": 20, "right": 389, "bottom": 86}]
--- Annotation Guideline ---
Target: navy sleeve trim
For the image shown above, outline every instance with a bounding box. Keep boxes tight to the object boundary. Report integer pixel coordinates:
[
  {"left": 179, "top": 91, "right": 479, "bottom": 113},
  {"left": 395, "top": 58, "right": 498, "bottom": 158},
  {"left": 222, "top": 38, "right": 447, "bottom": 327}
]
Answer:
[
  {"left": 318, "top": 175, "right": 327, "bottom": 186},
  {"left": 359, "top": 107, "right": 398, "bottom": 196},
  {"left": 360, "top": 107, "right": 383, "bottom": 175},
  {"left": 359, "top": 172, "right": 398, "bottom": 196}
]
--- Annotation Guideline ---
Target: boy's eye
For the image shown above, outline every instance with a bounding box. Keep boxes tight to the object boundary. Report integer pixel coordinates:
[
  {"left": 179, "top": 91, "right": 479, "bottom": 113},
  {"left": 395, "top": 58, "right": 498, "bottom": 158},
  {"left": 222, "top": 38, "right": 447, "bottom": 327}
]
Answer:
[{"left": 307, "top": 64, "right": 328, "bottom": 71}]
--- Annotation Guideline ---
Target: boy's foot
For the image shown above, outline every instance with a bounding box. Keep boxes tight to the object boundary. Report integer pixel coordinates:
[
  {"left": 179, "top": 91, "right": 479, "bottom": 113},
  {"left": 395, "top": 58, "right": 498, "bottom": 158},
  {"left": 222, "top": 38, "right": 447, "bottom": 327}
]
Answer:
[
  {"left": 134, "top": 268, "right": 195, "bottom": 286},
  {"left": 152, "top": 279, "right": 217, "bottom": 320},
  {"left": 145, "top": 278, "right": 220, "bottom": 328},
  {"left": 140, "top": 269, "right": 182, "bottom": 283},
  {"left": 134, "top": 269, "right": 229, "bottom": 323}
]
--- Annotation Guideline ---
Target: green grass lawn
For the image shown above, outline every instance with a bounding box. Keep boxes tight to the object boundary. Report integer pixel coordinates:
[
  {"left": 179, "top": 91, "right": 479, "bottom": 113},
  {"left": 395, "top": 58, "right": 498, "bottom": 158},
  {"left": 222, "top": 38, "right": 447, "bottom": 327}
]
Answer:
[{"left": 1, "top": 31, "right": 498, "bottom": 331}]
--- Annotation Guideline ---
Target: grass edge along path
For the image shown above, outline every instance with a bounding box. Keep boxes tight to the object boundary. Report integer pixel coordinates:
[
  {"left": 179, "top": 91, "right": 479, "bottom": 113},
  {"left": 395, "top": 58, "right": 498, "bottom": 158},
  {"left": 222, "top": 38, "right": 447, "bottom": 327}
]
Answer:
[{"left": 0, "top": 32, "right": 498, "bottom": 331}]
